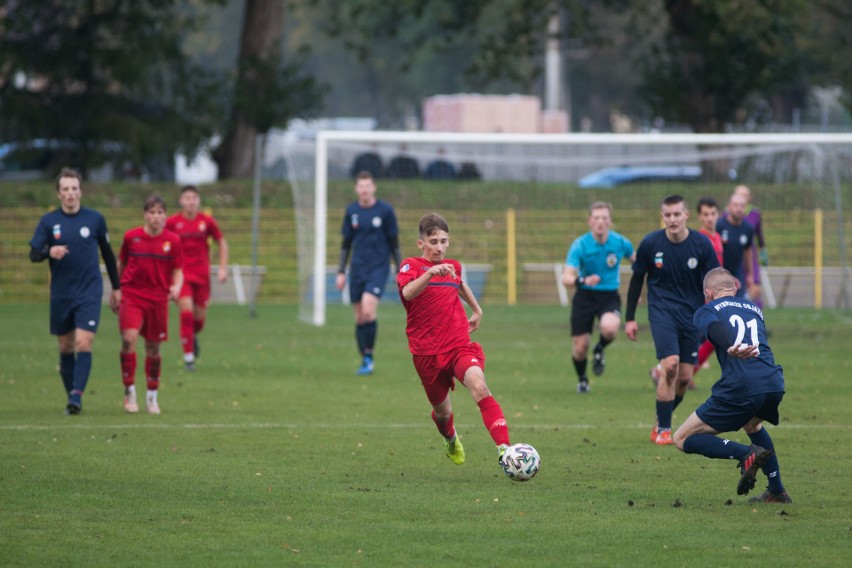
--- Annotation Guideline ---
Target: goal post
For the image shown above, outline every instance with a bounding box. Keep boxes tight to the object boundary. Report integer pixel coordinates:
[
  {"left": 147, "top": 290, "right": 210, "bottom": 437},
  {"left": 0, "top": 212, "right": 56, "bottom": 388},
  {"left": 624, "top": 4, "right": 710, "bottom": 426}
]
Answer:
[{"left": 300, "top": 131, "right": 852, "bottom": 326}]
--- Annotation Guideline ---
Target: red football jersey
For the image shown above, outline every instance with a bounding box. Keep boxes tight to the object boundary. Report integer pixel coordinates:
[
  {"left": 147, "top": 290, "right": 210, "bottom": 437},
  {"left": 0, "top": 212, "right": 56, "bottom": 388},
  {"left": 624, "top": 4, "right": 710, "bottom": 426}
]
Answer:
[
  {"left": 700, "top": 227, "right": 724, "bottom": 265},
  {"left": 165, "top": 212, "right": 222, "bottom": 284},
  {"left": 119, "top": 227, "right": 184, "bottom": 302},
  {"left": 397, "top": 257, "right": 472, "bottom": 355}
]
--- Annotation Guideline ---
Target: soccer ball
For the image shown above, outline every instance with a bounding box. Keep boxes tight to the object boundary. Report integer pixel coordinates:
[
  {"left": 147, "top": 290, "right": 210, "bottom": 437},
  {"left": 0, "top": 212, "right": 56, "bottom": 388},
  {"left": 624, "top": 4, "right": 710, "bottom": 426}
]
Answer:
[{"left": 500, "top": 443, "right": 540, "bottom": 482}]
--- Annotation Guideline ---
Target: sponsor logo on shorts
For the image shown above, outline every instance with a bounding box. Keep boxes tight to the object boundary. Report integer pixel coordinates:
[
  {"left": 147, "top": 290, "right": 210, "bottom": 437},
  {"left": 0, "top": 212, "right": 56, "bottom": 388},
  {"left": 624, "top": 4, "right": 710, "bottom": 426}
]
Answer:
[{"left": 88, "top": 320, "right": 96, "bottom": 327}]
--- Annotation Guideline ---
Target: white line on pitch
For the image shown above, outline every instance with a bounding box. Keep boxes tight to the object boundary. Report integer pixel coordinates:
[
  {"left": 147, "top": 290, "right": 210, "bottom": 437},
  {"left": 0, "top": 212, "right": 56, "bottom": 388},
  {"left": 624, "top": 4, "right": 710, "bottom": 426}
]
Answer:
[{"left": 1, "top": 421, "right": 849, "bottom": 432}]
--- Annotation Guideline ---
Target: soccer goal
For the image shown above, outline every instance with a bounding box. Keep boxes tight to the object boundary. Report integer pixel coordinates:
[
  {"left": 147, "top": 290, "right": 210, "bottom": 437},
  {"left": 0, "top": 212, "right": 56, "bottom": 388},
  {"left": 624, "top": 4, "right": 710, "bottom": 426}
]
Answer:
[{"left": 289, "top": 131, "right": 852, "bottom": 325}]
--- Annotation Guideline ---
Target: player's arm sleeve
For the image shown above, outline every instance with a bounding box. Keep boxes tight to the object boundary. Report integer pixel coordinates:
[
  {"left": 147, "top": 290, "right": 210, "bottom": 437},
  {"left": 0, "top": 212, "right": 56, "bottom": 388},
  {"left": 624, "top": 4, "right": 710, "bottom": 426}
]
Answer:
[
  {"left": 624, "top": 271, "right": 645, "bottom": 321},
  {"left": 29, "top": 245, "right": 49, "bottom": 262},
  {"left": 100, "top": 241, "right": 121, "bottom": 290},
  {"left": 388, "top": 234, "right": 401, "bottom": 271},
  {"left": 29, "top": 223, "right": 49, "bottom": 262},
  {"left": 704, "top": 321, "right": 733, "bottom": 348},
  {"left": 337, "top": 237, "right": 352, "bottom": 273}
]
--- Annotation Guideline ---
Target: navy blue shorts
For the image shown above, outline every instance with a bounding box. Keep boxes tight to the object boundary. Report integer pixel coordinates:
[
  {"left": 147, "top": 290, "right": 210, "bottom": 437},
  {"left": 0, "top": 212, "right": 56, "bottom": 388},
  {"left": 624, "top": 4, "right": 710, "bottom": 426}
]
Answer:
[
  {"left": 349, "top": 268, "right": 390, "bottom": 303},
  {"left": 696, "top": 391, "right": 784, "bottom": 433},
  {"left": 50, "top": 296, "right": 102, "bottom": 335},
  {"left": 649, "top": 314, "right": 700, "bottom": 364},
  {"left": 570, "top": 289, "right": 621, "bottom": 336}
]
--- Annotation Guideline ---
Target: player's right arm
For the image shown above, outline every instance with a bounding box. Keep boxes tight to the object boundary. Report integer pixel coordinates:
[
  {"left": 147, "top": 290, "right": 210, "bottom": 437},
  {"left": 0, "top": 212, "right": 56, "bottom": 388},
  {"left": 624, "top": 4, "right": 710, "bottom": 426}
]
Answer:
[
  {"left": 624, "top": 271, "right": 645, "bottom": 341},
  {"left": 336, "top": 236, "right": 352, "bottom": 291},
  {"left": 401, "top": 262, "right": 456, "bottom": 301}
]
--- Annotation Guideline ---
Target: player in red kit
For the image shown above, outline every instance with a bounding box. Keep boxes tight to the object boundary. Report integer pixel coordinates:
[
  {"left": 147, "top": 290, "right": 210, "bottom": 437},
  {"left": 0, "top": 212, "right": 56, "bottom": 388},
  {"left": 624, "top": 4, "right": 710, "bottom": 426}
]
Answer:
[
  {"left": 165, "top": 185, "right": 228, "bottom": 371},
  {"left": 397, "top": 212, "right": 511, "bottom": 470},
  {"left": 117, "top": 195, "right": 184, "bottom": 414}
]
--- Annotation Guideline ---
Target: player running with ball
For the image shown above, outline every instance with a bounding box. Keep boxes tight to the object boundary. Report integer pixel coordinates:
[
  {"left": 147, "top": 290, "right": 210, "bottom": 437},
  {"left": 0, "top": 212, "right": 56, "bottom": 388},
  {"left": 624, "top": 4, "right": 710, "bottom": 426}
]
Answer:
[{"left": 397, "top": 212, "right": 512, "bottom": 469}]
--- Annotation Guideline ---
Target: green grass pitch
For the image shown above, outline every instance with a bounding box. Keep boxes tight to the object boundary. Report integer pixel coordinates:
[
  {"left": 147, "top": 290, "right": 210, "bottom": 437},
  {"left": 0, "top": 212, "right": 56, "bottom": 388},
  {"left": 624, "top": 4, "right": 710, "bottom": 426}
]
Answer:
[{"left": 1, "top": 303, "right": 850, "bottom": 567}]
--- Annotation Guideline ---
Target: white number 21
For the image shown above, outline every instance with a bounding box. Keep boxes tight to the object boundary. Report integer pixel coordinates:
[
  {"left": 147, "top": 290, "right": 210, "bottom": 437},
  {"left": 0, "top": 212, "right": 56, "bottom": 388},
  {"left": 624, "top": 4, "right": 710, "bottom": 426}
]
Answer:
[{"left": 728, "top": 315, "right": 759, "bottom": 346}]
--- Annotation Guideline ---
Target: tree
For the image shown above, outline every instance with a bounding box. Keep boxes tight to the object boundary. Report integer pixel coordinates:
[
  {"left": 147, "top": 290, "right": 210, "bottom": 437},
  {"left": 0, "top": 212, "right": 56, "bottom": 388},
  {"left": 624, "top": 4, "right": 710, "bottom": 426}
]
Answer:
[
  {"left": 213, "top": 0, "right": 322, "bottom": 179},
  {"left": 0, "top": 0, "right": 224, "bottom": 178}
]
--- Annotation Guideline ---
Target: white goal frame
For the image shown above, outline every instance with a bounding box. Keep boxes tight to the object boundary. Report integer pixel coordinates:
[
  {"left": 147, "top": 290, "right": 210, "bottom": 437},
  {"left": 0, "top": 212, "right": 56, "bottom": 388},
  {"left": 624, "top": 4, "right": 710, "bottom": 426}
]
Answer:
[{"left": 309, "top": 131, "right": 852, "bottom": 326}]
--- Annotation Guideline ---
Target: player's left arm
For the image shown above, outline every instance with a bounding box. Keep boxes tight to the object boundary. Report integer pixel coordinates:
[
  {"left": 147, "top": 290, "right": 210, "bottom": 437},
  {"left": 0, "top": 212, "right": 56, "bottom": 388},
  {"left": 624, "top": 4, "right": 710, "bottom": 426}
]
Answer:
[
  {"left": 170, "top": 268, "right": 184, "bottom": 301},
  {"left": 458, "top": 279, "right": 483, "bottom": 333},
  {"left": 216, "top": 237, "right": 229, "bottom": 283}
]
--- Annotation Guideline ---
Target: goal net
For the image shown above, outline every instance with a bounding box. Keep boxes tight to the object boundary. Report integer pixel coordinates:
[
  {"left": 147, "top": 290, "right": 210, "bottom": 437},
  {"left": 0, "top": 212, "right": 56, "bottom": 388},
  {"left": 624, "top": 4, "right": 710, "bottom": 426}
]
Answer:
[{"left": 285, "top": 131, "right": 852, "bottom": 325}]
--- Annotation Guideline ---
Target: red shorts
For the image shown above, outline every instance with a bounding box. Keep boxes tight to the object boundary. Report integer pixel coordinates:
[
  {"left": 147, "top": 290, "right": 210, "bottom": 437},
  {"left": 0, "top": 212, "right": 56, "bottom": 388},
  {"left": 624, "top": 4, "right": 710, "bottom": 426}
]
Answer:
[
  {"left": 179, "top": 278, "right": 211, "bottom": 307},
  {"left": 412, "top": 343, "right": 486, "bottom": 406},
  {"left": 119, "top": 295, "right": 169, "bottom": 342}
]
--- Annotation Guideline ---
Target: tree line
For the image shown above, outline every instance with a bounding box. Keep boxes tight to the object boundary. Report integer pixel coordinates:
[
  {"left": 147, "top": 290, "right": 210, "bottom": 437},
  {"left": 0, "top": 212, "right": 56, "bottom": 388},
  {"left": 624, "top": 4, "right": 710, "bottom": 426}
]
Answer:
[{"left": 1, "top": 0, "right": 849, "bottom": 180}]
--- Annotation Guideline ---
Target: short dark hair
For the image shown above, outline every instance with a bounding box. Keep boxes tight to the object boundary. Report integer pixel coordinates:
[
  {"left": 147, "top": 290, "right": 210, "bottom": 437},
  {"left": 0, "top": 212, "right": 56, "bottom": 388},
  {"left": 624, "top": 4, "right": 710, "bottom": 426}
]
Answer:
[
  {"left": 697, "top": 196, "right": 719, "bottom": 213},
  {"left": 143, "top": 195, "right": 167, "bottom": 212},
  {"left": 180, "top": 184, "right": 200, "bottom": 195},
  {"left": 55, "top": 167, "right": 82, "bottom": 190},
  {"left": 356, "top": 171, "right": 374, "bottom": 182},
  {"left": 419, "top": 212, "right": 450, "bottom": 237},
  {"left": 662, "top": 194, "right": 685, "bottom": 207}
]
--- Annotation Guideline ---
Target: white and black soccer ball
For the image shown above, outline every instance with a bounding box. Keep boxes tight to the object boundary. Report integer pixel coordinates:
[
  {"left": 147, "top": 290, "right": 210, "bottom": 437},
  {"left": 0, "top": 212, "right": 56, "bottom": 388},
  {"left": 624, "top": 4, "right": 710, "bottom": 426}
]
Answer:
[{"left": 501, "top": 443, "right": 540, "bottom": 482}]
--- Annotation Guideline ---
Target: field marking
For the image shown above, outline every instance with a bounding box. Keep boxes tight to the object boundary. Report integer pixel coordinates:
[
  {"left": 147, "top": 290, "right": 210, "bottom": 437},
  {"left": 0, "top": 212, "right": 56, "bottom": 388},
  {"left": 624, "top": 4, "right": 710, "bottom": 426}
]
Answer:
[{"left": 1, "top": 421, "right": 850, "bottom": 432}]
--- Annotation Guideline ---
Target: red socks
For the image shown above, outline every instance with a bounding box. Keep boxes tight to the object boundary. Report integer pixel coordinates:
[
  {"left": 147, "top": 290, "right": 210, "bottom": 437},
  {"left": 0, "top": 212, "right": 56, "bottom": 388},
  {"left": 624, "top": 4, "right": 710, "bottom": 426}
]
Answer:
[
  {"left": 431, "top": 410, "right": 456, "bottom": 439},
  {"left": 477, "top": 396, "right": 510, "bottom": 446},
  {"left": 120, "top": 352, "right": 137, "bottom": 387},
  {"left": 145, "top": 356, "right": 161, "bottom": 390},
  {"left": 694, "top": 340, "right": 715, "bottom": 374},
  {"left": 180, "top": 311, "right": 194, "bottom": 355}
]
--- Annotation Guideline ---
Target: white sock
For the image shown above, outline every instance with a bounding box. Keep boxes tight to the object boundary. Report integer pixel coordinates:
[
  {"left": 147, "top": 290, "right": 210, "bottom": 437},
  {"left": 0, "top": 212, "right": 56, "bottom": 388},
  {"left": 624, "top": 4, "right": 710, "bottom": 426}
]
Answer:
[
  {"left": 146, "top": 390, "right": 158, "bottom": 404},
  {"left": 125, "top": 385, "right": 136, "bottom": 397},
  {"left": 183, "top": 353, "right": 195, "bottom": 363}
]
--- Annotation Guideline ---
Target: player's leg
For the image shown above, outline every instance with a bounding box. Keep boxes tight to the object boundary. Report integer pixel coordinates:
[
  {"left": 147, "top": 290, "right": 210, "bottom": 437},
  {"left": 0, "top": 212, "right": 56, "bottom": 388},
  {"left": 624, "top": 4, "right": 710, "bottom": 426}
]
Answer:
[
  {"left": 65, "top": 328, "right": 95, "bottom": 413},
  {"left": 57, "top": 330, "right": 78, "bottom": 412},
  {"left": 118, "top": 301, "right": 142, "bottom": 413},
  {"left": 455, "top": 344, "right": 510, "bottom": 451},
  {"left": 693, "top": 339, "right": 715, "bottom": 376},
  {"left": 569, "top": 293, "right": 594, "bottom": 392},
  {"left": 571, "top": 332, "right": 590, "bottom": 392},
  {"left": 191, "top": 280, "right": 211, "bottom": 358},
  {"left": 592, "top": 309, "right": 621, "bottom": 377},
  {"left": 142, "top": 300, "right": 169, "bottom": 414},
  {"left": 52, "top": 299, "right": 76, "bottom": 398},
  {"left": 652, "top": 354, "right": 679, "bottom": 444},
  {"left": 65, "top": 297, "right": 101, "bottom": 413},
  {"left": 177, "top": 287, "right": 196, "bottom": 370},
  {"left": 144, "top": 338, "right": 162, "bottom": 414},
  {"left": 743, "top": 394, "right": 790, "bottom": 502},
  {"left": 415, "top": 354, "right": 462, "bottom": 464}
]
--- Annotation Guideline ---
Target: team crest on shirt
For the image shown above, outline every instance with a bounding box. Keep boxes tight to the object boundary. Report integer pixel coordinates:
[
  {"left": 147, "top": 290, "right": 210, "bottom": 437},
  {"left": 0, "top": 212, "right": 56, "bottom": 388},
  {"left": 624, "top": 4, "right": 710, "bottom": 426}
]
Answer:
[
  {"left": 53, "top": 224, "right": 61, "bottom": 240},
  {"left": 687, "top": 257, "right": 698, "bottom": 269},
  {"left": 654, "top": 252, "right": 664, "bottom": 268},
  {"left": 163, "top": 241, "right": 172, "bottom": 253},
  {"left": 606, "top": 252, "right": 618, "bottom": 268},
  {"left": 199, "top": 221, "right": 207, "bottom": 231},
  {"left": 739, "top": 234, "right": 748, "bottom": 245},
  {"left": 372, "top": 216, "right": 382, "bottom": 228},
  {"left": 350, "top": 214, "right": 359, "bottom": 229},
  {"left": 80, "top": 226, "right": 90, "bottom": 238}
]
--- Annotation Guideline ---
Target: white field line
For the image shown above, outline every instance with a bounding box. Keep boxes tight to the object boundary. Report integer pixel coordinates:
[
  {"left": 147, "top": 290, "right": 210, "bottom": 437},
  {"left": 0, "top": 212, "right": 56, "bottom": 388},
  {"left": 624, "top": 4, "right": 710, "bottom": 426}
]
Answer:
[{"left": 1, "top": 421, "right": 850, "bottom": 432}]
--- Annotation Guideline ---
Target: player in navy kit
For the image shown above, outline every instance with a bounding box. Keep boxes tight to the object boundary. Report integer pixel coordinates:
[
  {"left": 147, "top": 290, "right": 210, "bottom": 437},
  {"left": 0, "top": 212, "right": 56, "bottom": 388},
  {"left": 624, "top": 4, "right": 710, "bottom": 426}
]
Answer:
[
  {"left": 717, "top": 192, "right": 754, "bottom": 299},
  {"left": 336, "top": 171, "right": 401, "bottom": 375},
  {"left": 673, "top": 267, "right": 790, "bottom": 503},
  {"left": 625, "top": 195, "right": 719, "bottom": 445},
  {"left": 29, "top": 168, "right": 121, "bottom": 415}
]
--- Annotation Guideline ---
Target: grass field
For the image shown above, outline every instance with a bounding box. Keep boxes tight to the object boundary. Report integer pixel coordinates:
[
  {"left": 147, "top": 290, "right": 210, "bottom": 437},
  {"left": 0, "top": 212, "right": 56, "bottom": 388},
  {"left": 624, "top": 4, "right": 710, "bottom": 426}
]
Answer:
[{"left": 1, "top": 303, "right": 851, "bottom": 567}]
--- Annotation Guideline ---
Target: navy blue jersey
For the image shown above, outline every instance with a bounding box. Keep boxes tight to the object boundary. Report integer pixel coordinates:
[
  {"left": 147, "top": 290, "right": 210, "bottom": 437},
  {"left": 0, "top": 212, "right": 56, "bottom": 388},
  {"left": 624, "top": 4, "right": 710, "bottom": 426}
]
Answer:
[
  {"left": 632, "top": 229, "right": 719, "bottom": 327},
  {"left": 716, "top": 216, "right": 754, "bottom": 281},
  {"left": 693, "top": 297, "right": 784, "bottom": 399},
  {"left": 341, "top": 199, "right": 399, "bottom": 276},
  {"left": 30, "top": 207, "right": 111, "bottom": 300}
]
